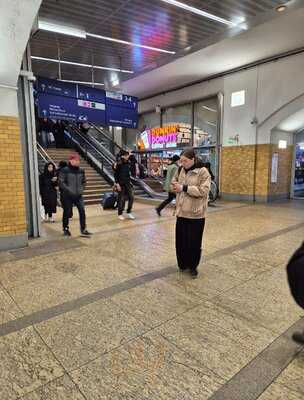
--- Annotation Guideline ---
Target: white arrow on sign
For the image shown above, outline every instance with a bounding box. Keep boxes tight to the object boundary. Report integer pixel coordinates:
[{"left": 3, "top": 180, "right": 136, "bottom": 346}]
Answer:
[{"left": 78, "top": 115, "right": 88, "bottom": 121}]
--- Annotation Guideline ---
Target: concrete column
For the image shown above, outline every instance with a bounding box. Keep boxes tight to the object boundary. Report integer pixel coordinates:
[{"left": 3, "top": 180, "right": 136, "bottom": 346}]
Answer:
[{"left": 0, "top": 0, "right": 41, "bottom": 250}]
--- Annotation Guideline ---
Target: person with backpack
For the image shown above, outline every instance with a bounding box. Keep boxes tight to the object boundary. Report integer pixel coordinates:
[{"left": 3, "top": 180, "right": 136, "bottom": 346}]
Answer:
[
  {"left": 59, "top": 153, "right": 91, "bottom": 236},
  {"left": 156, "top": 155, "right": 180, "bottom": 217},
  {"left": 172, "top": 148, "right": 211, "bottom": 278},
  {"left": 114, "top": 150, "right": 135, "bottom": 221},
  {"left": 286, "top": 243, "right": 304, "bottom": 344}
]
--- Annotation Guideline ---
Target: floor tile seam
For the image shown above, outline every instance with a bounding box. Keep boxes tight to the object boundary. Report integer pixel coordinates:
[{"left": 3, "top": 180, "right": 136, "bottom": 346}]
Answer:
[
  {"left": 204, "top": 222, "right": 304, "bottom": 261},
  {"left": 31, "top": 326, "right": 91, "bottom": 400},
  {"left": 0, "top": 267, "right": 177, "bottom": 338},
  {"left": 208, "top": 320, "right": 304, "bottom": 400},
  {"left": 0, "top": 221, "right": 300, "bottom": 338},
  {"left": 64, "top": 300, "right": 223, "bottom": 383},
  {"left": 7, "top": 242, "right": 86, "bottom": 264},
  {"left": 207, "top": 294, "right": 289, "bottom": 338},
  {"left": 0, "top": 280, "right": 26, "bottom": 319},
  {"left": 205, "top": 259, "right": 277, "bottom": 282}
]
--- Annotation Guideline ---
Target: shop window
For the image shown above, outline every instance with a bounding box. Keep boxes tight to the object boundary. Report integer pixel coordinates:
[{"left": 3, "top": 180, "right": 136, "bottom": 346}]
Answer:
[
  {"left": 193, "top": 98, "right": 218, "bottom": 147},
  {"left": 162, "top": 103, "right": 192, "bottom": 147}
]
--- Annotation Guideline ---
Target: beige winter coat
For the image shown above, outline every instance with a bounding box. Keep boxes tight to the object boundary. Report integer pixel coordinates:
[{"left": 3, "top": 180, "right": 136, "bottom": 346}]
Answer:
[{"left": 172, "top": 167, "right": 211, "bottom": 219}]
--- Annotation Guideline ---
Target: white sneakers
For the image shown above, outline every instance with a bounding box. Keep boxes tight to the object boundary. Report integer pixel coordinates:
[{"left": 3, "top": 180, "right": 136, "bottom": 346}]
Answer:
[{"left": 118, "top": 213, "right": 135, "bottom": 221}]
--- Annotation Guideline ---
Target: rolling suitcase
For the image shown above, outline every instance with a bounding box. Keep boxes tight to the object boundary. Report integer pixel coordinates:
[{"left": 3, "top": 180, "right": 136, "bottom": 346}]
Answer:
[{"left": 102, "top": 192, "right": 118, "bottom": 210}]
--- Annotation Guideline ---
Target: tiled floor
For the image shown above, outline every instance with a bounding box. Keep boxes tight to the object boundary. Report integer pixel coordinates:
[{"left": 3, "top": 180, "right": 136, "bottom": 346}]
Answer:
[{"left": 0, "top": 200, "right": 304, "bottom": 399}]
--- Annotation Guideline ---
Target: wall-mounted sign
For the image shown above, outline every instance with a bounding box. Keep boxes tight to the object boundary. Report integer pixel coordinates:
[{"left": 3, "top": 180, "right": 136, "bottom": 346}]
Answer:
[
  {"left": 137, "top": 125, "right": 179, "bottom": 150},
  {"left": 36, "top": 77, "right": 138, "bottom": 128},
  {"left": 271, "top": 153, "right": 279, "bottom": 183}
]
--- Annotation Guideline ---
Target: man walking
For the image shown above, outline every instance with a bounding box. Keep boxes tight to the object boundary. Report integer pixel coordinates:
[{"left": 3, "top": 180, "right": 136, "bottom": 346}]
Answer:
[
  {"left": 156, "top": 155, "right": 180, "bottom": 217},
  {"left": 114, "top": 150, "right": 135, "bottom": 221},
  {"left": 59, "top": 153, "right": 91, "bottom": 236}
]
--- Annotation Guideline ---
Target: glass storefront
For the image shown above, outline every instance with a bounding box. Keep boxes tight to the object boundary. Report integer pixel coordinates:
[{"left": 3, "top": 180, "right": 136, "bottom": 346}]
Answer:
[
  {"left": 193, "top": 98, "right": 218, "bottom": 147},
  {"left": 134, "top": 95, "right": 220, "bottom": 180}
]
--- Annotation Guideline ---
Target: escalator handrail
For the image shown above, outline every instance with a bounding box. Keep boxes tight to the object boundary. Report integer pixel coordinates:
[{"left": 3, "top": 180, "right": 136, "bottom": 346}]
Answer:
[
  {"left": 65, "top": 127, "right": 115, "bottom": 184},
  {"left": 37, "top": 143, "right": 57, "bottom": 166},
  {"left": 67, "top": 125, "right": 166, "bottom": 199},
  {"left": 89, "top": 123, "right": 124, "bottom": 152},
  {"left": 66, "top": 124, "right": 114, "bottom": 166}
]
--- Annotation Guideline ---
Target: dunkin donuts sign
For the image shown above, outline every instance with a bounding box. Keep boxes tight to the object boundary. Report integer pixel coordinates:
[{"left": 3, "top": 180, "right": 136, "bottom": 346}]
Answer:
[{"left": 138, "top": 125, "right": 178, "bottom": 150}]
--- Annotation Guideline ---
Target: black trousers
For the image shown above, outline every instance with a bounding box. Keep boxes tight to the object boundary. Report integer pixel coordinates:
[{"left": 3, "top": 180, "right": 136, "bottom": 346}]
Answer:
[
  {"left": 44, "top": 208, "right": 53, "bottom": 218},
  {"left": 157, "top": 192, "right": 176, "bottom": 212},
  {"left": 62, "top": 195, "right": 86, "bottom": 231},
  {"left": 176, "top": 217, "right": 205, "bottom": 271},
  {"left": 118, "top": 185, "right": 134, "bottom": 215}
]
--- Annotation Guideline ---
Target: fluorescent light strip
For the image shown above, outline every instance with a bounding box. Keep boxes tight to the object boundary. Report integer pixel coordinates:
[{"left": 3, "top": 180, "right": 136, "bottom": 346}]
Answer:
[
  {"left": 202, "top": 105, "right": 217, "bottom": 112},
  {"left": 31, "top": 56, "right": 134, "bottom": 74},
  {"left": 38, "top": 20, "right": 86, "bottom": 38},
  {"left": 38, "top": 19, "right": 176, "bottom": 54},
  {"left": 159, "top": 0, "right": 238, "bottom": 27},
  {"left": 59, "top": 79, "right": 104, "bottom": 86},
  {"left": 87, "top": 33, "right": 175, "bottom": 54}
]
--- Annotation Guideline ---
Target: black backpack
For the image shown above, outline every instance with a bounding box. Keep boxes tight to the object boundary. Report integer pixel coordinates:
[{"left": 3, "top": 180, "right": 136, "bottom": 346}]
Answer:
[{"left": 287, "top": 242, "right": 304, "bottom": 309}]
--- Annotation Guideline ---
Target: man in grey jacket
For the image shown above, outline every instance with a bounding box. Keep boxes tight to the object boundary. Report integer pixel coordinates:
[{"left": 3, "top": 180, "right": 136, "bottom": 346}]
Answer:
[
  {"left": 59, "top": 153, "right": 91, "bottom": 237},
  {"left": 156, "top": 155, "right": 180, "bottom": 217}
]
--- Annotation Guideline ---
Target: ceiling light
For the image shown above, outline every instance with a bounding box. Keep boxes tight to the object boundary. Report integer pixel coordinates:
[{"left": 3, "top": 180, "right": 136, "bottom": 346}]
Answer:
[
  {"left": 59, "top": 79, "right": 104, "bottom": 86},
  {"left": 276, "top": 5, "right": 287, "bottom": 12},
  {"left": 38, "top": 19, "right": 175, "bottom": 54},
  {"left": 202, "top": 105, "right": 217, "bottom": 112},
  {"left": 38, "top": 20, "right": 86, "bottom": 38},
  {"left": 31, "top": 56, "right": 134, "bottom": 74},
  {"left": 87, "top": 33, "right": 175, "bottom": 54},
  {"left": 159, "top": 0, "right": 239, "bottom": 27}
]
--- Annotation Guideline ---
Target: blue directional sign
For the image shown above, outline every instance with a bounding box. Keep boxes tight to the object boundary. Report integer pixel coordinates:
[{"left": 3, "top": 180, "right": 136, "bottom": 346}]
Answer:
[
  {"left": 37, "top": 93, "right": 106, "bottom": 124},
  {"left": 36, "top": 77, "right": 138, "bottom": 128},
  {"left": 37, "top": 77, "right": 77, "bottom": 98},
  {"left": 78, "top": 85, "right": 106, "bottom": 103},
  {"left": 106, "top": 91, "right": 138, "bottom": 110},
  {"left": 106, "top": 105, "right": 138, "bottom": 128}
]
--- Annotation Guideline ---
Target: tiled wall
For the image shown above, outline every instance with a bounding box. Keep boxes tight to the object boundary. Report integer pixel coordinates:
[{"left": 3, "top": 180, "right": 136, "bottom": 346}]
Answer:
[
  {"left": 0, "top": 116, "right": 27, "bottom": 236},
  {"left": 268, "top": 145, "right": 294, "bottom": 198},
  {"left": 221, "top": 144, "right": 293, "bottom": 201}
]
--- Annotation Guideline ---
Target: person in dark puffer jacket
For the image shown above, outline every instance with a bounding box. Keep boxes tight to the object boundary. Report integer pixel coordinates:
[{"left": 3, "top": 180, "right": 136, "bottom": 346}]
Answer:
[{"left": 59, "top": 153, "right": 91, "bottom": 237}]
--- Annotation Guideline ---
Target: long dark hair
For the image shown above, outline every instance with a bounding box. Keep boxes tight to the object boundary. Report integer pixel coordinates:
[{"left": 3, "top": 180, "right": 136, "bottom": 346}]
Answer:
[{"left": 43, "top": 162, "right": 56, "bottom": 176}]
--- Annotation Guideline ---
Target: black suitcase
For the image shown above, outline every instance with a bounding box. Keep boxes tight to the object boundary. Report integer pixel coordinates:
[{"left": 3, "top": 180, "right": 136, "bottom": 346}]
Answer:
[
  {"left": 287, "top": 242, "right": 304, "bottom": 309},
  {"left": 102, "top": 192, "right": 118, "bottom": 210}
]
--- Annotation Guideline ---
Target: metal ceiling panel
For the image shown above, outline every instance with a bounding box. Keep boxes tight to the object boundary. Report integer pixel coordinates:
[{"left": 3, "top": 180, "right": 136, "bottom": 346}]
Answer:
[{"left": 31, "top": 0, "right": 288, "bottom": 86}]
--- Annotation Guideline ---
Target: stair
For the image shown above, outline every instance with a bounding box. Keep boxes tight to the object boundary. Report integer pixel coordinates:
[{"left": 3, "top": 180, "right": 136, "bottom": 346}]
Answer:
[{"left": 44, "top": 148, "right": 112, "bottom": 205}]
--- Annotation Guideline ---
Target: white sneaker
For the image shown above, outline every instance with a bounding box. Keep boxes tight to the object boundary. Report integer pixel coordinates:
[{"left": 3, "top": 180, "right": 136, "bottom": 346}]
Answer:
[
  {"left": 127, "top": 213, "right": 135, "bottom": 220},
  {"left": 118, "top": 215, "right": 125, "bottom": 221}
]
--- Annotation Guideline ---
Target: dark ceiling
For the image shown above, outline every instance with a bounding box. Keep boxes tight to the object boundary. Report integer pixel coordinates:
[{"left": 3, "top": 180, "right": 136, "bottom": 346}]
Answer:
[{"left": 30, "top": 0, "right": 284, "bottom": 87}]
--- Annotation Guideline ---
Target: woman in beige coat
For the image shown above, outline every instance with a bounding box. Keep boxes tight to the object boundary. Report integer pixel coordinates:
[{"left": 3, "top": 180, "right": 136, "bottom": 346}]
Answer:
[{"left": 172, "top": 148, "right": 211, "bottom": 278}]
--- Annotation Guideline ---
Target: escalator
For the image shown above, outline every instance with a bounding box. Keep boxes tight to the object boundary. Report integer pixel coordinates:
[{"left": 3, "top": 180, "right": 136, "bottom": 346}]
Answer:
[{"left": 66, "top": 123, "right": 166, "bottom": 200}]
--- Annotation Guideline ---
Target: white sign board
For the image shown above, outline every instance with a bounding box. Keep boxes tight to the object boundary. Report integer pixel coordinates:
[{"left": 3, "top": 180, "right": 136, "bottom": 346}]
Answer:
[{"left": 271, "top": 153, "right": 279, "bottom": 183}]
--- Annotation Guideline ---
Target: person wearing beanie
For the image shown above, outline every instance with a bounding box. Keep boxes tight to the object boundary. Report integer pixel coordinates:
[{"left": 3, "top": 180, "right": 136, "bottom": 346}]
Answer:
[
  {"left": 58, "top": 153, "right": 91, "bottom": 236},
  {"left": 156, "top": 155, "right": 180, "bottom": 217}
]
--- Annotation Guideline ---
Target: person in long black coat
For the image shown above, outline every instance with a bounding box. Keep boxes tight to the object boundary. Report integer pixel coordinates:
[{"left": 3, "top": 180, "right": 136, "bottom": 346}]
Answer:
[{"left": 39, "top": 162, "right": 58, "bottom": 222}]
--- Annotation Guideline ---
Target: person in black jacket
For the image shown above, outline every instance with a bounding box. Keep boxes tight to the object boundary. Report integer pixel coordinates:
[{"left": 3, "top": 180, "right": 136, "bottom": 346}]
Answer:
[
  {"left": 39, "top": 162, "right": 58, "bottom": 222},
  {"left": 114, "top": 150, "right": 135, "bottom": 221},
  {"left": 59, "top": 153, "right": 91, "bottom": 236}
]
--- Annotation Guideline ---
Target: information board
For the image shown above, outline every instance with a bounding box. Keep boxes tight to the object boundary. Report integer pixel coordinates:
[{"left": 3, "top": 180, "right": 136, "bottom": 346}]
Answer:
[{"left": 36, "top": 77, "right": 138, "bottom": 127}]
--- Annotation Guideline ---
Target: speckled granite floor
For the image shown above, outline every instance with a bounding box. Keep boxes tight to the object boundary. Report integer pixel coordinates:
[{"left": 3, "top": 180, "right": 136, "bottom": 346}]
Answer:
[{"left": 0, "top": 200, "right": 304, "bottom": 399}]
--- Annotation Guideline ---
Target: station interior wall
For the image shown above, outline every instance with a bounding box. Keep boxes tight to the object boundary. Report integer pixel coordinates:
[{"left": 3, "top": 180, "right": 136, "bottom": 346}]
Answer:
[{"left": 138, "top": 52, "right": 304, "bottom": 201}]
